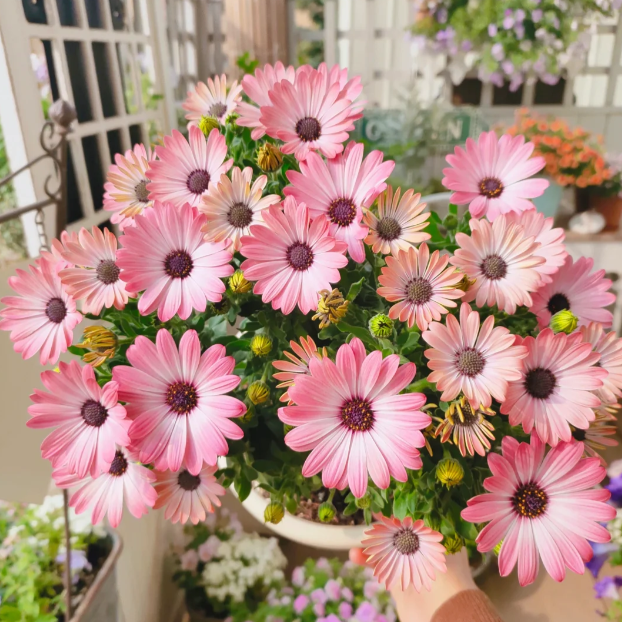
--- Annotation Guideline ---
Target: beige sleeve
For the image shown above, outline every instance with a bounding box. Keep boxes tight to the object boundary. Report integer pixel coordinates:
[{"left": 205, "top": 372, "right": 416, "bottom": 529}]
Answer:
[{"left": 431, "top": 589, "right": 503, "bottom": 622}]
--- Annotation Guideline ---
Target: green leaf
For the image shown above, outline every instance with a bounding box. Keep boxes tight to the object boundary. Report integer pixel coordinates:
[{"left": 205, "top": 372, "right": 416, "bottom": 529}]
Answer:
[
  {"left": 456, "top": 518, "right": 478, "bottom": 540},
  {"left": 346, "top": 277, "right": 365, "bottom": 302},
  {"left": 285, "top": 497, "right": 298, "bottom": 515},
  {"left": 343, "top": 501, "right": 358, "bottom": 516},
  {"left": 235, "top": 476, "right": 252, "bottom": 502},
  {"left": 449, "top": 203, "right": 458, "bottom": 215},
  {"left": 335, "top": 322, "right": 377, "bottom": 348},
  {"left": 392, "top": 494, "right": 408, "bottom": 520}
]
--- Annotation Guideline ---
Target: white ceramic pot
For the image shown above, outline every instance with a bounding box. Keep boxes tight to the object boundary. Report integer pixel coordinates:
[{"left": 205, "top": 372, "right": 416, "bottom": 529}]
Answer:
[{"left": 235, "top": 485, "right": 369, "bottom": 551}]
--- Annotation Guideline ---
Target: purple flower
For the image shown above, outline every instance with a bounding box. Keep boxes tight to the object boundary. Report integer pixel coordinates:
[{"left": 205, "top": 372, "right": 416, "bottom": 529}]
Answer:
[
  {"left": 586, "top": 541, "right": 619, "bottom": 578},
  {"left": 491, "top": 42, "right": 505, "bottom": 61},
  {"left": 606, "top": 473, "right": 622, "bottom": 506},
  {"left": 503, "top": 16, "right": 515, "bottom": 30},
  {"left": 515, "top": 9, "right": 526, "bottom": 21},
  {"left": 316, "top": 558, "right": 332, "bottom": 573},
  {"left": 292, "top": 566, "right": 305, "bottom": 586},
  {"left": 56, "top": 549, "right": 91, "bottom": 585},
  {"left": 461, "top": 40, "right": 473, "bottom": 52},
  {"left": 488, "top": 24, "right": 498, "bottom": 37},
  {"left": 314, "top": 602, "right": 326, "bottom": 617},
  {"left": 489, "top": 72, "right": 504, "bottom": 87},
  {"left": 319, "top": 616, "right": 341, "bottom": 622},
  {"left": 341, "top": 587, "right": 354, "bottom": 602},
  {"left": 311, "top": 589, "right": 328, "bottom": 604},
  {"left": 595, "top": 576, "right": 622, "bottom": 599},
  {"left": 364, "top": 580, "right": 381, "bottom": 599},
  {"left": 339, "top": 602, "right": 353, "bottom": 619},
  {"left": 180, "top": 549, "right": 199, "bottom": 572},
  {"left": 198, "top": 535, "right": 221, "bottom": 562},
  {"left": 532, "top": 9, "right": 543, "bottom": 22},
  {"left": 515, "top": 24, "right": 525, "bottom": 40},
  {"left": 294, "top": 594, "right": 310, "bottom": 614},
  {"left": 509, "top": 75, "right": 524, "bottom": 92},
  {"left": 436, "top": 8, "right": 448, "bottom": 23},
  {"left": 325, "top": 579, "right": 341, "bottom": 601},
  {"left": 355, "top": 602, "right": 378, "bottom": 622}
]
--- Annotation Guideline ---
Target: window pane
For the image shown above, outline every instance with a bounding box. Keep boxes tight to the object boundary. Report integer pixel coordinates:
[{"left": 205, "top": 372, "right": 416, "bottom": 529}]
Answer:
[
  {"left": 64, "top": 42, "right": 93, "bottom": 122},
  {"left": 81, "top": 136, "right": 105, "bottom": 211},
  {"left": 107, "top": 129, "right": 124, "bottom": 162},
  {"left": 85, "top": 0, "right": 105, "bottom": 28},
  {"left": 66, "top": 145, "right": 84, "bottom": 224},
  {"left": 116, "top": 43, "right": 138, "bottom": 114},
  {"left": 110, "top": 0, "right": 129, "bottom": 31},
  {"left": 129, "top": 123, "right": 144, "bottom": 146},
  {"left": 137, "top": 44, "right": 160, "bottom": 111},
  {"left": 22, "top": 0, "right": 47, "bottom": 24},
  {"left": 56, "top": 0, "right": 78, "bottom": 26},
  {"left": 92, "top": 43, "right": 118, "bottom": 118}
]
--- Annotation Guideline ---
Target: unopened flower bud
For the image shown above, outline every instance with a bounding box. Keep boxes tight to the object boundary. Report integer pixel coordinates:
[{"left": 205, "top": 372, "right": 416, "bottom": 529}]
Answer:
[
  {"left": 250, "top": 335, "right": 272, "bottom": 357},
  {"left": 318, "top": 502, "right": 337, "bottom": 523},
  {"left": 229, "top": 270, "right": 252, "bottom": 294},
  {"left": 199, "top": 115, "right": 220, "bottom": 137},
  {"left": 443, "top": 534, "right": 464, "bottom": 554},
  {"left": 436, "top": 458, "right": 464, "bottom": 488},
  {"left": 248, "top": 381, "right": 270, "bottom": 405},
  {"left": 257, "top": 142, "right": 283, "bottom": 172},
  {"left": 264, "top": 502, "right": 285, "bottom": 524},
  {"left": 443, "top": 214, "right": 458, "bottom": 229},
  {"left": 369, "top": 313, "right": 394, "bottom": 338},
  {"left": 355, "top": 492, "right": 372, "bottom": 509},
  {"left": 549, "top": 309, "right": 578, "bottom": 334},
  {"left": 455, "top": 274, "right": 476, "bottom": 292}
]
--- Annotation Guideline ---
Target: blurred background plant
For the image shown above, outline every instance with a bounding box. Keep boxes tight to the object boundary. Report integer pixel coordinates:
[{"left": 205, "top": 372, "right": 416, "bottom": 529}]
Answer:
[{"left": 0, "top": 495, "right": 109, "bottom": 622}]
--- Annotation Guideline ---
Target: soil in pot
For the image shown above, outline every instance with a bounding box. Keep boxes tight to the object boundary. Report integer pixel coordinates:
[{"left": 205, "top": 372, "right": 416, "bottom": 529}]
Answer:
[
  {"left": 296, "top": 488, "right": 366, "bottom": 526},
  {"left": 592, "top": 194, "right": 622, "bottom": 231}
]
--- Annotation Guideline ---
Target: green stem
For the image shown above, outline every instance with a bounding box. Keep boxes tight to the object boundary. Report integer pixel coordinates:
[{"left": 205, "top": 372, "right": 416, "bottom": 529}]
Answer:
[{"left": 328, "top": 488, "right": 336, "bottom": 504}]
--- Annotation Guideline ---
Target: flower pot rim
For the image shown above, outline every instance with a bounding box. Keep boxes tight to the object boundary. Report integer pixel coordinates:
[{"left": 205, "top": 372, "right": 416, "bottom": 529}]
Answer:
[
  {"left": 69, "top": 530, "right": 123, "bottom": 621},
  {"left": 231, "top": 483, "right": 369, "bottom": 551}
]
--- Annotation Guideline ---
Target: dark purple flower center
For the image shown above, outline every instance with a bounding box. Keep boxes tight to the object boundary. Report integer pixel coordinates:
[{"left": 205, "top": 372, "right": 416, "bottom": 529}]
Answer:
[
  {"left": 208, "top": 102, "right": 227, "bottom": 119},
  {"left": 572, "top": 427, "right": 587, "bottom": 441},
  {"left": 286, "top": 242, "right": 314, "bottom": 271},
  {"left": 479, "top": 177, "right": 504, "bottom": 198},
  {"left": 96, "top": 259, "right": 121, "bottom": 285},
  {"left": 187, "top": 169, "right": 210, "bottom": 195},
  {"left": 341, "top": 398, "right": 375, "bottom": 432},
  {"left": 480, "top": 255, "right": 507, "bottom": 281},
  {"left": 165, "top": 250, "right": 194, "bottom": 279},
  {"left": 45, "top": 297, "right": 67, "bottom": 324},
  {"left": 376, "top": 217, "right": 402, "bottom": 241},
  {"left": 178, "top": 469, "right": 201, "bottom": 491},
  {"left": 295, "top": 116, "right": 321, "bottom": 142},
  {"left": 134, "top": 179, "right": 150, "bottom": 203},
  {"left": 328, "top": 198, "right": 357, "bottom": 228},
  {"left": 227, "top": 202, "right": 253, "bottom": 229},
  {"left": 513, "top": 482, "right": 548, "bottom": 518},
  {"left": 456, "top": 347, "right": 485, "bottom": 377},
  {"left": 525, "top": 367, "right": 556, "bottom": 400},
  {"left": 109, "top": 451, "right": 128, "bottom": 477},
  {"left": 81, "top": 399, "right": 108, "bottom": 427},
  {"left": 393, "top": 528, "right": 420, "bottom": 555},
  {"left": 406, "top": 277, "right": 433, "bottom": 304},
  {"left": 547, "top": 293, "right": 571, "bottom": 315},
  {"left": 166, "top": 381, "right": 198, "bottom": 415}
]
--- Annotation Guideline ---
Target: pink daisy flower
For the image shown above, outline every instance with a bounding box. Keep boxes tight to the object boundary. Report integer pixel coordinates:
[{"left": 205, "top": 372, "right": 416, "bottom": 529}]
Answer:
[
  {"left": 423, "top": 303, "right": 528, "bottom": 408},
  {"left": 530, "top": 255, "right": 615, "bottom": 330},
  {"left": 451, "top": 215, "right": 544, "bottom": 314},
  {"left": 442, "top": 131, "right": 548, "bottom": 220},
  {"left": 239, "top": 197, "right": 348, "bottom": 315},
  {"left": 377, "top": 243, "right": 464, "bottom": 331},
  {"left": 259, "top": 66, "right": 362, "bottom": 161},
  {"left": 461, "top": 434, "right": 615, "bottom": 586},
  {"left": 200, "top": 166, "right": 281, "bottom": 250},
  {"left": 54, "top": 448, "right": 157, "bottom": 528},
  {"left": 182, "top": 74, "right": 243, "bottom": 124},
  {"left": 272, "top": 336, "right": 327, "bottom": 403},
  {"left": 500, "top": 329, "right": 606, "bottom": 446},
  {"left": 238, "top": 61, "right": 297, "bottom": 139},
  {"left": 117, "top": 202, "right": 233, "bottom": 322},
  {"left": 364, "top": 186, "right": 431, "bottom": 255},
  {"left": 103, "top": 143, "right": 156, "bottom": 229},
  {"left": 154, "top": 463, "right": 225, "bottom": 524},
  {"left": 112, "top": 329, "right": 246, "bottom": 475},
  {"left": 314, "top": 62, "right": 364, "bottom": 112},
  {"left": 0, "top": 255, "right": 82, "bottom": 365},
  {"left": 147, "top": 125, "right": 232, "bottom": 208},
  {"left": 279, "top": 337, "right": 431, "bottom": 498},
  {"left": 581, "top": 322, "right": 622, "bottom": 405},
  {"left": 28, "top": 360, "right": 130, "bottom": 477},
  {"left": 574, "top": 417, "right": 618, "bottom": 466},
  {"left": 362, "top": 516, "right": 447, "bottom": 591},
  {"left": 284, "top": 142, "right": 394, "bottom": 262},
  {"left": 58, "top": 226, "right": 131, "bottom": 315},
  {"left": 505, "top": 208, "right": 567, "bottom": 284}
]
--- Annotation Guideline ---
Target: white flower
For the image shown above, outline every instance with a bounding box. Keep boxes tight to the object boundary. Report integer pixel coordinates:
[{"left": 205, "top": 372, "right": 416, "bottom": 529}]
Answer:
[{"left": 181, "top": 549, "right": 199, "bottom": 572}]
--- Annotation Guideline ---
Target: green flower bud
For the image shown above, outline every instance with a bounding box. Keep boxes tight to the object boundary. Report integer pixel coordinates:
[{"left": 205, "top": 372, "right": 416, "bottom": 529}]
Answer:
[
  {"left": 369, "top": 313, "right": 394, "bottom": 339},
  {"left": 443, "top": 534, "right": 464, "bottom": 554},
  {"left": 355, "top": 492, "right": 372, "bottom": 510},
  {"left": 493, "top": 540, "right": 503, "bottom": 556},
  {"left": 198, "top": 115, "right": 220, "bottom": 137},
  {"left": 443, "top": 214, "right": 458, "bottom": 229},
  {"left": 549, "top": 309, "right": 578, "bottom": 334},
  {"left": 436, "top": 458, "right": 464, "bottom": 488},
  {"left": 264, "top": 502, "right": 285, "bottom": 524},
  {"left": 210, "top": 298, "right": 230, "bottom": 315},
  {"left": 318, "top": 501, "right": 337, "bottom": 523}
]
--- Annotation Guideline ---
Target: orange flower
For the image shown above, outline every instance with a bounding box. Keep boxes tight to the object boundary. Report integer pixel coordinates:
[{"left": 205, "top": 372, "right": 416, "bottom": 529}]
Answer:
[
  {"left": 560, "top": 143, "right": 573, "bottom": 155},
  {"left": 538, "top": 122, "right": 549, "bottom": 132},
  {"left": 550, "top": 120, "right": 565, "bottom": 132},
  {"left": 576, "top": 176, "right": 588, "bottom": 188}
]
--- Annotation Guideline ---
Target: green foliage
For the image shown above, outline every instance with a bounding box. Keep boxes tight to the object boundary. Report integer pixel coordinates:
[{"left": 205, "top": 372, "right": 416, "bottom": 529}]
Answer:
[{"left": 236, "top": 52, "right": 259, "bottom": 76}]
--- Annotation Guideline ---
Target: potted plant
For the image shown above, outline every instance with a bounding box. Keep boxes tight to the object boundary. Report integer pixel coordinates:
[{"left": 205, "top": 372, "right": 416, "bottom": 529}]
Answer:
[
  {"left": 504, "top": 108, "right": 613, "bottom": 218},
  {"left": 590, "top": 154, "right": 622, "bottom": 232},
  {"left": 0, "top": 61, "right": 619, "bottom": 594},
  {"left": 0, "top": 495, "right": 121, "bottom": 622},
  {"left": 249, "top": 556, "right": 397, "bottom": 622},
  {"left": 172, "top": 509, "right": 286, "bottom": 622},
  {"left": 410, "top": 0, "right": 617, "bottom": 88}
]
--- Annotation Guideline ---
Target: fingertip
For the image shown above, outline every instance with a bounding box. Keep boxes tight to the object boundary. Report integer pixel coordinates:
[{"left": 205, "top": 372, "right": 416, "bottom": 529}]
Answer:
[{"left": 349, "top": 547, "right": 369, "bottom": 566}]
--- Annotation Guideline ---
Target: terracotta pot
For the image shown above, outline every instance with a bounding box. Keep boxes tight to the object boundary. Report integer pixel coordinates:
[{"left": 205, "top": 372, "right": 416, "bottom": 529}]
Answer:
[
  {"left": 592, "top": 194, "right": 622, "bottom": 231},
  {"left": 69, "top": 532, "right": 123, "bottom": 622}
]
